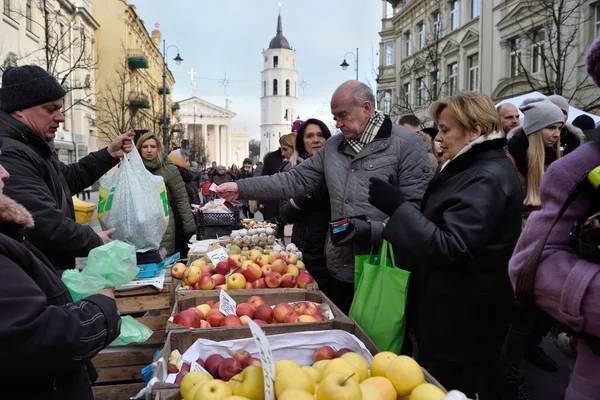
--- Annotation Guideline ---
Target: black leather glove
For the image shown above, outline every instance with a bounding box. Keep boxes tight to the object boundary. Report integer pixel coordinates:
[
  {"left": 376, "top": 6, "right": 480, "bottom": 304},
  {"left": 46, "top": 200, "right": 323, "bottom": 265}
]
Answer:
[
  {"left": 329, "top": 215, "right": 371, "bottom": 246},
  {"left": 368, "top": 174, "right": 405, "bottom": 216}
]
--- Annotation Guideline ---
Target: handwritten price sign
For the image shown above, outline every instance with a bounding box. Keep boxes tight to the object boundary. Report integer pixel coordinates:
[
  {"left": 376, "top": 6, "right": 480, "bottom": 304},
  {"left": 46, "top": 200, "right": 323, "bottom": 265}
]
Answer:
[
  {"left": 248, "top": 319, "right": 276, "bottom": 400},
  {"left": 219, "top": 290, "right": 237, "bottom": 316},
  {"left": 207, "top": 246, "right": 229, "bottom": 267}
]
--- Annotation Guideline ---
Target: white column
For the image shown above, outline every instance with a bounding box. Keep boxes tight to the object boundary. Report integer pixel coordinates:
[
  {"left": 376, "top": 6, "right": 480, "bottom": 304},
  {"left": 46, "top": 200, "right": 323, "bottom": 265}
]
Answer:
[
  {"left": 202, "top": 124, "right": 208, "bottom": 159},
  {"left": 225, "top": 125, "right": 232, "bottom": 166},
  {"left": 213, "top": 125, "right": 220, "bottom": 164},
  {"left": 183, "top": 124, "right": 189, "bottom": 140}
]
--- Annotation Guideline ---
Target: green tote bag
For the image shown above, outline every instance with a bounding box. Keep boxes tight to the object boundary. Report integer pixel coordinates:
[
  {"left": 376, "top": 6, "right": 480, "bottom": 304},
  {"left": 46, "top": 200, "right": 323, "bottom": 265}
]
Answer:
[{"left": 349, "top": 240, "right": 410, "bottom": 353}]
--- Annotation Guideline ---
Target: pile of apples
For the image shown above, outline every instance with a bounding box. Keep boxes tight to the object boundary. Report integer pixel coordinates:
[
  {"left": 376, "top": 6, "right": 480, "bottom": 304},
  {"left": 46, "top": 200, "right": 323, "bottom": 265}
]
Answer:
[
  {"left": 171, "top": 247, "right": 314, "bottom": 291},
  {"left": 172, "top": 295, "right": 330, "bottom": 329},
  {"left": 171, "top": 348, "right": 449, "bottom": 400}
]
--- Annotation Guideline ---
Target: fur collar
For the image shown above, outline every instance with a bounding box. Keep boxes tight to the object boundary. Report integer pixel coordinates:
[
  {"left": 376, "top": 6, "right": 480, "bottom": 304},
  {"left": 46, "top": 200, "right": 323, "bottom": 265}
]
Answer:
[
  {"left": 0, "top": 194, "right": 34, "bottom": 227},
  {"left": 441, "top": 131, "right": 505, "bottom": 171},
  {"left": 506, "top": 124, "right": 586, "bottom": 145},
  {"left": 506, "top": 126, "right": 523, "bottom": 140}
]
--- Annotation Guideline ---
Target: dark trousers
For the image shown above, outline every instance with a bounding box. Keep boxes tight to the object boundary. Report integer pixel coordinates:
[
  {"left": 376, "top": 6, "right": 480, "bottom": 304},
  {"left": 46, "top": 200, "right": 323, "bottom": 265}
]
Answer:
[
  {"left": 420, "top": 356, "right": 505, "bottom": 400},
  {"left": 327, "top": 278, "right": 355, "bottom": 315},
  {"left": 503, "top": 303, "right": 554, "bottom": 383}
]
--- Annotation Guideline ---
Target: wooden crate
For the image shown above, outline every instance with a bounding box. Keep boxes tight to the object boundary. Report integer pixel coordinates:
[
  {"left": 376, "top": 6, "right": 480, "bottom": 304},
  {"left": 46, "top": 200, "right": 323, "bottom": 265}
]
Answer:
[
  {"left": 91, "top": 276, "right": 174, "bottom": 400},
  {"left": 168, "top": 289, "right": 349, "bottom": 333}
]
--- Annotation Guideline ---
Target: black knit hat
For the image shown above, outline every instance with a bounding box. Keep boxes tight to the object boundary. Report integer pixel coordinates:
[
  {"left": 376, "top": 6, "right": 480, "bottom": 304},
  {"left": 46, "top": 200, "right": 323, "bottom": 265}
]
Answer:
[{"left": 0, "top": 65, "right": 66, "bottom": 113}]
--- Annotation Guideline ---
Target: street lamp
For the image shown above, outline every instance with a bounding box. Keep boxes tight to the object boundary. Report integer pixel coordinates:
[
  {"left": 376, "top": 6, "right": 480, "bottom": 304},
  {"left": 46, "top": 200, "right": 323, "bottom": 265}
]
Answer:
[
  {"left": 162, "top": 39, "right": 183, "bottom": 154},
  {"left": 340, "top": 48, "right": 359, "bottom": 81}
]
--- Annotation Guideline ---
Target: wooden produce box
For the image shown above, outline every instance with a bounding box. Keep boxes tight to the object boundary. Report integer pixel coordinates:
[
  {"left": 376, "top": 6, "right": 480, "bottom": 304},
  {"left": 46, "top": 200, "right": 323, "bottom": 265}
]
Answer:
[
  {"left": 168, "top": 289, "right": 349, "bottom": 333},
  {"left": 91, "top": 275, "right": 174, "bottom": 400}
]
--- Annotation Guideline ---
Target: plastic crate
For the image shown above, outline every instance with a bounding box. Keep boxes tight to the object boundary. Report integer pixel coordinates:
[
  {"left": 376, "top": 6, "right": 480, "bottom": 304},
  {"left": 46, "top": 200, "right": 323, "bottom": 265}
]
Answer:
[
  {"left": 197, "top": 211, "right": 236, "bottom": 226},
  {"left": 72, "top": 196, "right": 97, "bottom": 224},
  {"left": 196, "top": 207, "right": 240, "bottom": 239}
]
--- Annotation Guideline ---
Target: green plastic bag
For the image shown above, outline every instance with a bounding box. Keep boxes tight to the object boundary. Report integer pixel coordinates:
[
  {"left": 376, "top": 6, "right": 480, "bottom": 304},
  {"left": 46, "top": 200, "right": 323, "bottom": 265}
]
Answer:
[
  {"left": 62, "top": 241, "right": 152, "bottom": 345},
  {"left": 349, "top": 240, "right": 410, "bottom": 353}
]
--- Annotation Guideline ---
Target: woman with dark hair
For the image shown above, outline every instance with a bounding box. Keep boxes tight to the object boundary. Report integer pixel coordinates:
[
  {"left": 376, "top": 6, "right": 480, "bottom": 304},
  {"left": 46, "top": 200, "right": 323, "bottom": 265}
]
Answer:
[{"left": 279, "top": 119, "right": 332, "bottom": 294}]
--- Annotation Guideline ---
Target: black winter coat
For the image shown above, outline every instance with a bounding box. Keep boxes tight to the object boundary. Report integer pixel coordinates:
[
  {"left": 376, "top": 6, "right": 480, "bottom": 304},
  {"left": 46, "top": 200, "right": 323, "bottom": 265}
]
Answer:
[
  {"left": 260, "top": 150, "right": 284, "bottom": 221},
  {"left": 0, "top": 194, "right": 121, "bottom": 399},
  {"left": 0, "top": 111, "right": 119, "bottom": 270},
  {"left": 383, "top": 136, "right": 523, "bottom": 363}
]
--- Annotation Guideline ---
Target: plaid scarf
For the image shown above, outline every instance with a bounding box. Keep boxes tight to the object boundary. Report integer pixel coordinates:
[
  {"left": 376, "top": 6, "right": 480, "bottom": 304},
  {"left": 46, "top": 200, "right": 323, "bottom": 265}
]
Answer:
[{"left": 345, "top": 111, "right": 386, "bottom": 153}]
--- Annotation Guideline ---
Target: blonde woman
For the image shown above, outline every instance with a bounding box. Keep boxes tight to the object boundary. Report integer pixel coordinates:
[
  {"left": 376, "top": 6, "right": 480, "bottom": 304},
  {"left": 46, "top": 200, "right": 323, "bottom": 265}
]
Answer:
[{"left": 279, "top": 133, "right": 301, "bottom": 172}]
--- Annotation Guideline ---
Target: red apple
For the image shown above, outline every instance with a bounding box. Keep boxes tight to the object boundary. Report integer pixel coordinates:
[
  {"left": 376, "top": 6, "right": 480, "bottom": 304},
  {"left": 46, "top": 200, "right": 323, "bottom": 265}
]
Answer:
[
  {"left": 239, "top": 315, "right": 252, "bottom": 325},
  {"left": 314, "top": 346, "right": 335, "bottom": 361},
  {"left": 220, "top": 315, "right": 242, "bottom": 327},
  {"left": 254, "top": 303, "right": 274, "bottom": 323},
  {"left": 212, "top": 273, "right": 226, "bottom": 286},
  {"left": 174, "top": 372, "right": 185, "bottom": 385},
  {"left": 205, "top": 300, "right": 217, "bottom": 308},
  {"left": 218, "top": 358, "right": 241, "bottom": 382},
  {"left": 242, "top": 357, "right": 262, "bottom": 368},
  {"left": 198, "top": 320, "right": 212, "bottom": 328},
  {"left": 268, "top": 252, "right": 283, "bottom": 264},
  {"left": 265, "top": 271, "right": 282, "bottom": 288},
  {"left": 236, "top": 303, "right": 255, "bottom": 318},
  {"left": 261, "top": 265, "right": 273, "bottom": 276},
  {"left": 270, "top": 259, "right": 287, "bottom": 274},
  {"left": 214, "top": 260, "right": 230, "bottom": 275},
  {"left": 173, "top": 309, "right": 201, "bottom": 328},
  {"left": 292, "top": 302, "right": 306, "bottom": 315},
  {"left": 284, "top": 252, "right": 299, "bottom": 265},
  {"left": 199, "top": 264, "right": 214, "bottom": 276},
  {"left": 241, "top": 262, "right": 262, "bottom": 283},
  {"left": 205, "top": 354, "right": 225, "bottom": 378},
  {"left": 206, "top": 309, "right": 225, "bottom": 327},
  {"left": 195, "top": 275, "right": 216, "bottom": 290},
  {"left": 335, "top": 348, "right": 353, "bottom": 358},
  {"left": 298, "top": 315, "right": 317, "bottom": 323},
  {"left": 297, "top": 271, "right": 314, "bottom": 289},
  {"left": 314, "top": 313, "right": 327, "bottom": 322},
  {"left": 303, "top": 301, "right": 319, "bottom": 316},
  {"left": 233, "top": 349, "right": 251, "bottom": 365},
  {"left": 253, "top": 319, "right": 267, "bottom": 325},
  {"left": 247, "top": 295, "right": 265, "bottom": 309},
  {"left": 183, "top": 265, "right": 202, "bottom": 285},
  {"left": 231, "top": 268, "right": 243, "bottom": 275},
  {"left": 280, "top": 273, "right": 297, "bottom": 288},
  {"left": 215, "top": 284, "right": 227, "bottom": 291},
  {"left": 181, "top": 362, "right": 192, "bottom": 373},
  {"left": 252, "top": 278, "right": 267, "bottom": 288},
  {"left": 191, "top": 306, "right": 205, "bottom": 320},
  {"left": 213, "top": 302, "right": 221, "bottom": 309},
  {"left": 255, "top": 254, "right": 270, "bottom": 267},
  {"left": 284, "top": 311, "right": 301, "bottom": 323},
  {"left": 182, "top": 284, "right": 194, "bottom": 290},
  {"left": 171, "top": 263, "right": 186, "bottom": 279},
  {"left": 245, "top": 282, "right": 252, "bottom": 289},
  {"left": 273, "top": 303, "right": 293, "bottom": 323},
  {"left": 228, "top": 254, "right": 243, "bottom": 270},
  {"left": 194, "top": 358, "right": 205, "bottom": 369}
]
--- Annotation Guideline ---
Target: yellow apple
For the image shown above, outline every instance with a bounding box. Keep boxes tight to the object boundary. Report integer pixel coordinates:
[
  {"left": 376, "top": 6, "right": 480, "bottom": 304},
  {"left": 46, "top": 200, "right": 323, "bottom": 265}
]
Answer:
[
  {"left": 223, "top": 396, "right": 251, "bottom": 400},
  {"left": 370, "top": 351, "right": 397, "bottom": 377},
  {"left": 279, "top": 388, "right": 314, "bottom": 400},
  {"left": 275, "top": 359, "right": 301, "bottom": 375},
  {"left": 317, "top": 372, "right": 362, "bottom": 400},
  {"left": 180, "top": 371, "right": 213, "bottom": 399},
  {"left": 321, "top": 358, "right": 359, "bottom": 383},
  {"left": 247, "top": 249, "right": 262, "bottom": 262},
  {"left": 274, "top": 367, "right": 315, "bottom": 397},
  {"left": 340, "top": 352, "right": 368, "bottom": 382},
  {"left": 312, "top": 360, "right": 330, "bottom": 375},
  {"left": 385, "top": 356, "right": 424, "bottom": 397},
  {"left": 362, "top": 377, "right": 396, "bottom": 400},
  {"left": 409, "top": 383, "right": 446, "bottom": 400},
  {"left": 360, "top": 382, "right": 384, "bottom": 400},
  {"left": 191, "top": 258, "right": 207, "bottom": 267},
  {"left": 194, "top": 379, "right": 233, "bottom": 400},
  {"left": 302, "top": 366, "right": 321, "bottom": 384},
  {"left": 226, "top": 273, "right": 247, "bottom": 290},
  {"left": 196, "top": 304, "right": 212, "bottom": 318},
  {"left": 229, "top": 365, "right": 264, "bottom": 400}
]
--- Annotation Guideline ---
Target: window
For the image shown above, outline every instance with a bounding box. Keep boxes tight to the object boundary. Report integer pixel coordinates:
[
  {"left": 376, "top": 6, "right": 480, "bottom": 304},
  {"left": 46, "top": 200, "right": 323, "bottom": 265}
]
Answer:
[
  {"left": 431, "top": 70, "right": 440, "bottom": 100},
  {"left": 433, "top": 11, "right": 441, "bottom": 38},
  {"left": 385, "top": 41, "right": 394, "bottom": 65},
  {"left": 595, "top": 4, "right": 600, "bottom": 38},
  {"left": 532, "top": 28, "right": 545, "bottom": 74},
  {"left": 509, "top": 37, "right": 521, "bottom": 77},
  {"left": 403, "top": 82, "right": 412, "bottom": 106},
  {"left": 471, "top": 0, "right": 479, "bottom": 19},
  {"left": 450, "top": 1, "right": 459, "bottom": 31},
  {"left": 404, "top": 32, "right": 412, "bottom": 56},
  {"left": 468, "top": 54, "right": 479, "bottom": 91},
  {"left": 26, "top": 0, "right": 33, "bottom": 32},
  {"left": 385, "top": 2, "right": 394, "bottom": 18},
  {"left": 447, "top": 62, "right": 458, "bottom": 95},
  {"left": 273, "top": 79, "right": 278, "bottom": 95},
  {"left": 417, "top": 78, "right": 425, "bottom": 106},
  {"left": 383, "top": 90, "right": 392, "bottom": 114},
  {"left": 273, "top": 56, "right": 279, "bottom": 68},
  {"left": 285, "top": 79, "right": 290, "bottom": 96},
  {"left": 263, "top": 81, "right": 267, "bottom": 97},
  {"left": 418, "top": 22, "right": 425, "bottom": 49}
]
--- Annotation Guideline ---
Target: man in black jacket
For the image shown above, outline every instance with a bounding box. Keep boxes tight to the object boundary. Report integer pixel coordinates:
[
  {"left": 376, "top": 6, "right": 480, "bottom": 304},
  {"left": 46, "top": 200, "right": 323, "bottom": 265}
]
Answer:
[
  {"left": 0, "top": 65, "right": 134, "bottom": 270},
  {"left": 259, "top": 140, "right": 285, "bottom": 222}
]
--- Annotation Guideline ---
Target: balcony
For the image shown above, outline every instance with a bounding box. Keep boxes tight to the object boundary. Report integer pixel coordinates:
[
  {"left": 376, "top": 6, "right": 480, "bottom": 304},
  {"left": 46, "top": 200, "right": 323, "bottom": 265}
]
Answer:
[
  {"left": 128, "top": 92, "right": 151, "bottom": 109},
  {"left": 172, "top": 102, "right": 181, "bottom": 111},
  {"left": 127, "top": 50, "right": 149, "bottom": 69},
  {"left": 158, "top": 87, "right": 171, "bottom": 95}
]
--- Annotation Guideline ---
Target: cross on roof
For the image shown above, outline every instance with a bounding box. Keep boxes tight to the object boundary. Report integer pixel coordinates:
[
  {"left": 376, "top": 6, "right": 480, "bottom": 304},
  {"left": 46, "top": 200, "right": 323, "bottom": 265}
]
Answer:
[{"left": 187, "top": 68, "right": 198, "bottom": 82}]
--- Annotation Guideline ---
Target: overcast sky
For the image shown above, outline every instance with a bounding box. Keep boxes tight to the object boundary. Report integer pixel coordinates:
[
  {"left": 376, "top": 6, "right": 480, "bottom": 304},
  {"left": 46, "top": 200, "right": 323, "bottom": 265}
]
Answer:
[{"left": 133, "top": 0, "right": 382, "bottom": 139}]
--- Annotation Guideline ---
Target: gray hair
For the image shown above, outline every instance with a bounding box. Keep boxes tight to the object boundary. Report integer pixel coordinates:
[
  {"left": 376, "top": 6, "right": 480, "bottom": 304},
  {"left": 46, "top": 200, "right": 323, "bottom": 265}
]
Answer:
[{"left": 351, "top": 82, "right": 375, "bottom": 109}]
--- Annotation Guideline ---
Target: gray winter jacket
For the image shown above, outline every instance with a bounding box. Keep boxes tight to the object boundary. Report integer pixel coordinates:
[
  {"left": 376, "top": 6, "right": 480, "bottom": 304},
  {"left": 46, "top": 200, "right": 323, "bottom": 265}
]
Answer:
[{"left": 236, "top": 116, "right": 432, "bottom": 282}]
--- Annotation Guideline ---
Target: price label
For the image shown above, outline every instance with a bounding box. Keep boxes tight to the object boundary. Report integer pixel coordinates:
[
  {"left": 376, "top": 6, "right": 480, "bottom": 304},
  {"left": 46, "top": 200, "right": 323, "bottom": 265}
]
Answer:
[
  {"left": 248, "top": 319, "right": 276, "bottom": 400},
  {"left": 191, "top": 361, "right": 209, "bottom": 374},
  {"left": 207, "top": 246, "right": 229, "bottom": 267},
  {"left": 219, "top": 290, "right": 237, "bottom": 316}
]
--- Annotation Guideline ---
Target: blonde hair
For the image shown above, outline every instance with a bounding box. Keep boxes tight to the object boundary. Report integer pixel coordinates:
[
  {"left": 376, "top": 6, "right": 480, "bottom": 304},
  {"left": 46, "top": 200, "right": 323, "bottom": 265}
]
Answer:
[
  {"left": 430, "top": 92, "right": 501, "bottom": 137},
  {"left": 280, "top": 133, "right": 298, "bottom": 166},
  {"left": 524, "top": 131, "right": 561, "bottom": 206},
  {"left": 136, "top": 133, "right": 164, "bottom": 161}
]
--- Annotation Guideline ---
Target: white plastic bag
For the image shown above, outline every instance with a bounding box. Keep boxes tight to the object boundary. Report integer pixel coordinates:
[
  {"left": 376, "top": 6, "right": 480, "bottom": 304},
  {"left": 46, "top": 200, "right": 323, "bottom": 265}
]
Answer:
[{"left": 98, "top": 146, "right": 169, "bottom": 252}]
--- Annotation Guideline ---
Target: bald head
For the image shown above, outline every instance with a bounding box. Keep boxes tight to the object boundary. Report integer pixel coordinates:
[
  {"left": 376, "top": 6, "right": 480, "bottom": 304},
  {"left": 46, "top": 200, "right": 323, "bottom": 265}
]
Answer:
[
  {"left": 331, "top": 80, "right": 375, "bottom": 139},
  {"left": 497, "top": 103, "right": 520, "bottom": 134}
]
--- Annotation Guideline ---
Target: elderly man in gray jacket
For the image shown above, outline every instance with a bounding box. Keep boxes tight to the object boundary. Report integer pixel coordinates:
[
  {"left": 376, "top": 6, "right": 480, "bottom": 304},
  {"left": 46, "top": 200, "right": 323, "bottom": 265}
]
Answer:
[{"left": 217, "top": 81, "right": 431, "bottom": 312}]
